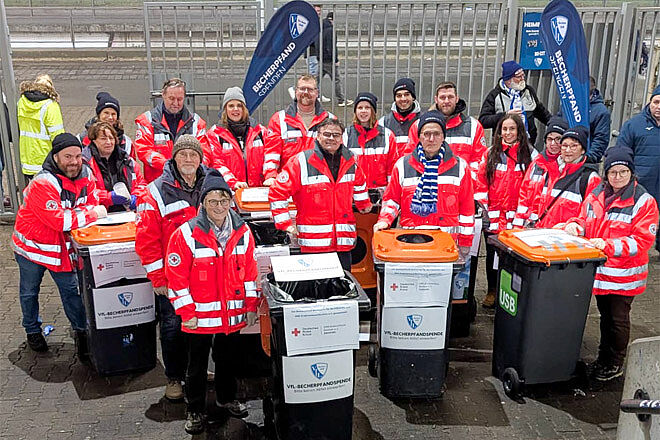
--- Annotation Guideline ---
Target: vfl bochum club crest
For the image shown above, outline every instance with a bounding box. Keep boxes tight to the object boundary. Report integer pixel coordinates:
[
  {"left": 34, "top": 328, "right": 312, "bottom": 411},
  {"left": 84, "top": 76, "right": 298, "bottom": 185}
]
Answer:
[
  {"left": 551, "top": 15, "right": 569, "bottom": 45},
  {"left": 406, "top": 314, "right": 423, "bottom": 330},
  {"left": 118, "top": 292, "right": 133, "bottom": 307},
  {"left": 289, "top": 13, "right": 309, "bottom": 39},
  {"left": 310, "top": 362, "right": 328, "bottom": 380}
]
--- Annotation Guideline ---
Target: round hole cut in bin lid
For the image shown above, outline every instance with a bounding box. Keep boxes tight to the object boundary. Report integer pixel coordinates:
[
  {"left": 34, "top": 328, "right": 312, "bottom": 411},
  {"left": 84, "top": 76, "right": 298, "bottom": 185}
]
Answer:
[
  {"left": 234, "top": 187, "right": 296, "bottom": 212},
  {"left": 70, "top": 222, "right": 136, "bottom": 245},
  {"left": 372, "top": 229, "right": 458, "bottom": 262},
  {"left": 496, "top": 228, "right": 605, "bottom": 264}
]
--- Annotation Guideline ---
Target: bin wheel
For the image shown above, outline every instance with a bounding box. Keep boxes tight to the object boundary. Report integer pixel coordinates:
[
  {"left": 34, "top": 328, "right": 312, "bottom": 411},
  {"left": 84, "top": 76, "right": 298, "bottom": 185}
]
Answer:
[
  {"left": 502, "top": 367, "right": 522, "bottom": 399},
  {"left": 368, "top": 345, "right": 378, "bottom": 378}
]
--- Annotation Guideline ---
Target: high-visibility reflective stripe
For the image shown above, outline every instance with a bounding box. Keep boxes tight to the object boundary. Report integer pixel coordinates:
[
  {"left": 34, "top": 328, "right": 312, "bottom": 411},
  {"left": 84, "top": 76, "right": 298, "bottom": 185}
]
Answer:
[
  {"left": 193, "top": 248, "right": 216, "bottom": 258},
  {"left": 22, "top": 163, "right": 44, "bottom": 172},
  {"left": 244, "top": 281, "right": 257, "bottom": 291},
  {"left": 147, "top": 152, "right": 159, "bottom": 166},
  {"left": 474, "top": 192, "right": 487, "bottom": 200},
  {"left": 173, "top": 295, "right": 194, "bottom": 310},
  {"left": 75, "top": 210, "right": 87, "bottom": 227},
  {"left": 488, "top": 210, "right": 500, "bottom": 218},
  {"left": 181, "top": 223, "right": 196, "bottom": 253},
  {"left": 512, "top": 218, "right": 524, "bottom": 226},
  {"left": 383, "top": 200, "right": 400, "bottom": 210},
  {"left": 458, "top": 215, "right": 473, "bottom": 223},
  {"left": 164, "top": 200, "right": 189, "bottom": 216},
  {"left": 633, "top": 193, "right": 654, "bottom": 217},
  {"left": 62, "top": 210, "right": 73, "bottom": 231},
  {"left": 402, "top": 177, "right": 419, "bottom": 187},
  {"left": 222, "top": 142, "right": 233, "bottom": 150},
  {"left": 144, "top": 259, "right": 164, "bottom": 273},
  {"left": 446, "top": 135, "right": 472, "bottom": 145},
  {"left": 168, "top": 287, "right": 190, "bottom": 299},
  {"left": 278, "top": 111, "right": 288, "bottom": 139},
  {"left": 273, "top": 212, "right": 291, "bottom": 224},
  {"left": 351, "top": 147, "right": 386, "bottom": 155},
  {"left": 516, "top": 206, "right": 528, "bottom": 214},
  {"left": 264, "top": 154, "right": 280, "bottom": 161},
  {"left": 264, "top": 163, "right": 278, "bottom": 170},
  {"left": 148, "top": 184, "right": 166, "bottom": 215},
  {"left": 297, "top": 224, "right": 333, "bottom": 233},
  {"left": 624, "top": 237, "right": 638, "bottom": 256},
  {"left": 229, "top": 314, "right": 245, "bottom": 326},
  {"left": 233, "top": 231, "right": 250, "bottom": 255},
  {"left": 270, "top": 200, "right": 289, "bottom": 210},
  {"left": 137, "top": 203, "right": 155, "bottom": 212},
  {"left": 245, "top": 290, "right": 259, "bottom": 298},
  {"left": 488, "top": 223, "right": 498, "bottom": 231},
  {"left": 227, "top": 300, "right": 244, "bottom": 310},
  {"left": 354, "top": 183, "right": 367, "bottom": 192},
  {"left": 593, "top": 278, "right": 646, "bottom": 291},
  {"left": 353, "top": 192, "right": 369, "bottom": 201},
  {"left": 598, "top": 264, "right": 648, "bottom": 277},
  {"left": 338, "top": 173, "right": 355, "bottom": 183},
  {"left": 336, "top": 224, "right": 356, "bottom": 232},
  {"left": 13, "top": 231, "right": 61, "bottom": 252},
  {"left": 154, "top": 133, "right": 169, "bottom": 142},
  {"left": 298, "top": 238, "right": 332, "bottom": 247},
  {"left": 337, "top": 237, "right": 355, "bottom": 246},
  {"left": 437, "top": 175, "right": 460, "bottom": 186},
  {"left": 198, "top": 317, "right": 223, "bottom": 327},
  {"left": 286, "top": 130, "right": 303, "bottom": 138},
  {"left": 529, "top": 213, "right": 539, "bottom": 221},
  {"left": 459, "top": 226, "right": 475, "bottom": 235},
  {"left": 195, "top": 301, "right": 222, "bottom": 312},
  {"left": 13, "top": 246, "right": 61, "bottom": 266},
  {"left": 304, "top": 174, "right": 331, "bottom": 185},
  {"left": 48, "top": 124, "right": 64, "bottom": 132},
  {"left": 20, "top": 130, "right": 50, "bottom": 140},
  {"left": 613, "top": 239, "right": 623, "bottom": 257},
  {"left": 395, "top": 135, "right": 408, "bottom": 143},
  {"left": 253, "top": 139, "right": 264, "bottom": 147},
  {"left": 550, "top": 188, "right": 581, "bottom": 203},
  {"left": 607, "top": 212, "right": 632, "bottom": 224}
]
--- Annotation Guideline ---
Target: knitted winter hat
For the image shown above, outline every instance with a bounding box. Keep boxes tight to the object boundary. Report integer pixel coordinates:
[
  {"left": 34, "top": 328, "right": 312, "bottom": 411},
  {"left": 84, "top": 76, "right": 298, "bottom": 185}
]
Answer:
[
  {"left": 560, "top": 125, "right": 589, "bottom": 152},
  {"left": 604, "top": 147, "right": 635, "bottom": 174},
  {"left": 51, "top": 133, "right": 82, "bottom": 155},
  {"left": 417, "top": 110, "right": 447, "bottom": 137},
  {"left": 393, "top": 77, "right": 416, "bottom": 100},
  {"left": 172, "top": 134, "right": 204, "bottom": 162},
  {"left": 502, "top": 61, "right": 523, "bottom": 81},
  {"left": 222, "top": 87, "right": 246, "bottom": 109},
  {"left": 200, "top": 169, "right": 232, "bottom": 205},
  {"left": 354, "top": 92, "right": 378, "bottom": 113},
  {"left": 95, "top": 92, "right": 120, "bottom": 117}
]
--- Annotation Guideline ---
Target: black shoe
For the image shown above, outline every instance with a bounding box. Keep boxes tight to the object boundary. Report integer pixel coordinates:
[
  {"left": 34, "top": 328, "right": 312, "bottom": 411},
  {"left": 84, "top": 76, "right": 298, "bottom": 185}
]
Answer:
[
  {"left": 217, "top": 400, "right": 249, "bottom": 418},
  {"left": 26, "top": 332, "right": 48, "bottom": 352},
  {"left": 587, "top": 358, "right": 605, "bottom": 375},
  {"left": 184, "top": 412, "right": 205, "bottom": 435},
  {"left": 594, "top": 364, "right": 624, "bottom": 381},
  {"left": 75, "top": 330, "right": 89, "bottom": 361}
]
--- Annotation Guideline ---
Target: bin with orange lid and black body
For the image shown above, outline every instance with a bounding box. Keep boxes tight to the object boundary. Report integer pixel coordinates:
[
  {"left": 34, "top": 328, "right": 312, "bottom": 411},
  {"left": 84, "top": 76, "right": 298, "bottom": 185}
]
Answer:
[
  {"left": 70, "top": 213, "right": 157, "bottom": 376},
  {"left": 369, "top": 229, "right": 464, "bottom": 399},
  {"left": 488, "top": 228, "right": 607, "bottom": 399}
]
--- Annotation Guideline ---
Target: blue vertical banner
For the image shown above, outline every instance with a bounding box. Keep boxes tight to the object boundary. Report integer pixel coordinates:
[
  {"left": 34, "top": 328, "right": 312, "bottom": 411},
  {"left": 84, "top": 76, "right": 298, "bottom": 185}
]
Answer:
[
  {"left": 520, "top": 12, "right": 550, "bottom": 70},
  {"left": 540, "top": 0, "right": 590, "bottom": 129},
  {"left": 243, "top": 1, "right": 320, "bottom": 114}
]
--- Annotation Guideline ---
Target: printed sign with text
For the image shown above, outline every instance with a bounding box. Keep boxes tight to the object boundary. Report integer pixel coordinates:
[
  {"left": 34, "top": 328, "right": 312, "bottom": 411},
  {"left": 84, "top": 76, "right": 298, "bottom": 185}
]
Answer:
[{"left": 282, "top": 350, "right": 353, "bottom": 403}]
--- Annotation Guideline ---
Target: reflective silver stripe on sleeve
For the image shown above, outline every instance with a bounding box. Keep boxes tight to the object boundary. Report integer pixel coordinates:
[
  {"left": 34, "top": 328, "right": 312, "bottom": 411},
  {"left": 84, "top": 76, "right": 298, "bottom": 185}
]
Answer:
[
  {"left": 297, "top": 224, "right": 333, "bottom": 233},
  {"left": 227, "top": 300, "right": 245, "bottom": 310},
  {"left": 172, "top": 295, "right": 194, "bottom": 310},
  {"left": 624, "top": 237, "right": 638, "bottom": 256},
  {"left": 613, "top": 239, "right": 623, "bottom": 257},
  {"left": 144, "top": 259, "right": 164, "bottom": 273},
  {"left": 298, "top": 238, "right": 333, "bottom": 247},
  {"left": 198, "top": 317, "right": 223, "bottom": 327},
  {"left": 62, "top": 210, "right": 73, "bottom": 231}
]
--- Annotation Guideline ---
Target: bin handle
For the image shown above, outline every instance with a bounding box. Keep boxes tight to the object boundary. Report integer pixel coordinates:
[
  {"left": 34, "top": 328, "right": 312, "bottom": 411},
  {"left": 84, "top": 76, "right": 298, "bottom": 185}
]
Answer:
[{"left": 620, "top": 389, "right": 659, "bottom": 422}]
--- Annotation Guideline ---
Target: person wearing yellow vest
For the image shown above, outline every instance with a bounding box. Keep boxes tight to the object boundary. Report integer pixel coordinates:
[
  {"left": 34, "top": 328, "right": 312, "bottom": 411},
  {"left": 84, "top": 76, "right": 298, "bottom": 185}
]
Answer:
[{"left": 17, "top": 74, "right": 64, "bottom": 182}]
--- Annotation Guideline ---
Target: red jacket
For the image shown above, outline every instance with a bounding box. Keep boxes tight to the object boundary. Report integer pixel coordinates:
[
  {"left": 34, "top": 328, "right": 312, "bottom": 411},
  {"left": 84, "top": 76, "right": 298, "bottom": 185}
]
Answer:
[
  {"left": 514, "top": 156, "right": 600, "bottom": 228},
  {"left": 569, "top": 181, "right": 658, "bottom": 296},
  {"left": 513, "top": 151, "right": 560, "bottom": 227},
  {"left": 378, "top": 102, "right": 421, "bottom": 157},
  {"left": 402, "top": 101, "right": 487, "bottom": 179},
  {"left": 207, "top": 122, "right": 266, "bottom": 189},
  {"left": 134, "top": 104, "right": 210, "bottom": 183},
  {"left": 378, "top": 146, "right": 475, "bottom": 247},
  {"left": 83, "top": 144, "right": 147, "bottom": 208},
  {"left": 135, "top": 161, "right": 207, "bottom": 288},
  {"left": 343, "top": 123, "right": 397, "bottom": 189},
  {"left": 263, "top": 101, "right": 332, "bottom": 180},
  {"left": 79, "top": 117, "right": 135, "bottom": 159},
  {"left": 268, "top": 143, "right": 370, "bottom": 253},
  {"left": 12, "top": 155, "right": 100, "bottom": 272},
  {"left": 165, "top": 210, "right": 258, "bottom": 334},
  {"left": 474, "top": 142, "right": 538, "bottom": 233}
]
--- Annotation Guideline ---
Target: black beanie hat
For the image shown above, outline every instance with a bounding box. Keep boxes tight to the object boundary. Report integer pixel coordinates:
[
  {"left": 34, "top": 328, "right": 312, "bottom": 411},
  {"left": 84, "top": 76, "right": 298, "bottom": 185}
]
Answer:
[
  {"left": 393, "top": 77, "right": 416, "bottom": 100},
  {"left": 560, "top": 125, "right": 589, "bottom": 152},
  {"left": 200, "top": 169, "right": 232, "bottom": 206},
  {"left": 354, "top": 92, "right": 378, "bottom": 113},
  {"left": 51, "top": 133, "right": 82, "bottom": 155},
  {"left": 544, "top": 116, "right": 569, "bottom": 139},
  {"left": 417, "top": 111, "right": 447, "bottom": 137},
  {"left": 604, "top": 147, "right": 635, "bottom": 174},
  {"left": 95, "top": 92, "right": 120, "bottom": 117}
]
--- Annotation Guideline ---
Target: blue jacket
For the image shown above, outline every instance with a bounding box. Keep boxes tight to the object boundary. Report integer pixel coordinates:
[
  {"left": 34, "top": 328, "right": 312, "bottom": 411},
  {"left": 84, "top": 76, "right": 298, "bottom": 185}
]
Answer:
[
  {"left": 615, "top": 104, "right": 660, "bottom": 205},
  {"left": 587, "top": 90, "right": 611, "bottom": 163}
]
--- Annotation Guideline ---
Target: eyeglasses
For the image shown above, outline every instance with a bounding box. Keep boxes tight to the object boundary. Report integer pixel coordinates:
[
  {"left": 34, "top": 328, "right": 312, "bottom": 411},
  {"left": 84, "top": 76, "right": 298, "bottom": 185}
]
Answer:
[
  {"left": 207, "top": 199, "right": 231, "bottom": 208},
  {"left": 320, "top": 132, "right": 342, "bottom": 140},
  {"left": 607, "top": 169, "right": 631, "bottom": 178},
  {"left": 296, "top": 87, "right": 317, "bottom": 93},
  {"left": 546, "top": 136, "right": 562, "bottom": 145},
  {"left": 421, "top": 131, "right": 443, "bottom": 139},
  {"left": 560, "top": 142, "right": 582, "bottom": 151},
  {"left": 513, "top": 71, "right": 525, "bottom": 78}
]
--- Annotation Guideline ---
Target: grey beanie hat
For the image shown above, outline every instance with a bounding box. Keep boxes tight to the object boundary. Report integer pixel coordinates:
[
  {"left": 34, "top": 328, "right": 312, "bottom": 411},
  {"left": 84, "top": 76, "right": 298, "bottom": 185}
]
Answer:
[
  {"left": 172, "top": 134, "right": 204, "bottom": 161},
  {"left": 222, "top": 87, "right": 246, "bottom": 109}
]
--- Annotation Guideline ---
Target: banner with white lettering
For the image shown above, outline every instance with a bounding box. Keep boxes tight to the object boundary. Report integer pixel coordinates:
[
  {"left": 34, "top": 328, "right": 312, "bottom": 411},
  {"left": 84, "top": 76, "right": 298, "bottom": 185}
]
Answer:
[
  {"left": 243, "top": 1, "right": 320, "bottom": 113},
  {"left": 88, "top": 241, "right": 147, "bottom": 287},
  {"left": 540, "top": 0, "right": 590, "bottom": 130},
  {"left": 381, "top": 307, "right": 447, "bottom": 350},
  {"left": 384, "top": 262, "right": 452, "bottom": 308},
  {"left": 282, "top": 350, "right": 354, "bottom": 403},
  {"left": 92, "top": 281, "right": 155, "bottom": 329},
  {"left": 520, "top": 12, "right": 550, "bottom": 70},
  {"left": 283, "top": 300, "right": 359, "bottom": 356}
]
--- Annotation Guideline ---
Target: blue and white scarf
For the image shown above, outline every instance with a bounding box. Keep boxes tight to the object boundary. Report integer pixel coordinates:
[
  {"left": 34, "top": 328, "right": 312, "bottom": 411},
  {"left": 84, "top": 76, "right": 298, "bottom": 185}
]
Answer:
[
  {"left": 505, "top": 84, "right": 529, "bottom": 135},
  {"left": 410, "top": 143, "right": 445, "bottom": 217}
]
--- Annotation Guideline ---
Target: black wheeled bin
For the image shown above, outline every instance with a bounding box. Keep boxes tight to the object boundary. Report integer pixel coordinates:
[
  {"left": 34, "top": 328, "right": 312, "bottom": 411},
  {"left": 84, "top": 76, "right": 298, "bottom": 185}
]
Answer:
[
  {"left": 261, "top": 253, "right": 370, "bottom": 440},
  {"left": 369, "top": 229, "right": 462, "bottom": 399},
  {"left": 489, "top": 228, "right": 606, "bottom": 399},
  {"left": 71, "top": 220, "right": 157, "bottom": 376}
]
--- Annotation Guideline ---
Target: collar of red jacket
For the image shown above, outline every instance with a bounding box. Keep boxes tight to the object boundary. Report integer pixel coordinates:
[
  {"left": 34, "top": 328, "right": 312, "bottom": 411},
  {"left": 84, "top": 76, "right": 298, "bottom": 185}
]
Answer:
[
  {"left": 354, "top": 123, "right": 380, "bottom": 148},
  {"left": 392, "top": 109, "right": 418, "bottom": 123}
]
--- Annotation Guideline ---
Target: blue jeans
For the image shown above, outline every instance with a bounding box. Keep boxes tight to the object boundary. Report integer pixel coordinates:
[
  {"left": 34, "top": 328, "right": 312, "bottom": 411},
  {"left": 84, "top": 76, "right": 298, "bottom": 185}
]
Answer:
[
  {"left": 156, "top": 294, "right": 186, "bottom": 381},
  {"left": 15, "top": 252, "right": 86, "bottom": 334}
]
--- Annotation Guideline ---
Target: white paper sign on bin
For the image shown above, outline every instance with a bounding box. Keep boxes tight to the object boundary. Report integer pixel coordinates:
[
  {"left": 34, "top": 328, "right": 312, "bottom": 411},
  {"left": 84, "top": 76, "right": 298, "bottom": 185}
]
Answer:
[
  {"left": 89, "top": 241, "right": 147, "bottom": 287},
  {"left": 92, "top": 281, "right": 155, "bottom": 329},
  {"left": 282, "top": 350, "right": 354, "bottom": 403},
  {"left": 384, "top": 262, "right": 453, "bottom": 308},
  {"left": 283, "top": 301, "right": 359, "bottom": 356},
  {"left": 271, "top": 252, "right": 344, "bottom": 282},
  {"left": 381, "top": 307, "right": 447, "bottom": 350}
]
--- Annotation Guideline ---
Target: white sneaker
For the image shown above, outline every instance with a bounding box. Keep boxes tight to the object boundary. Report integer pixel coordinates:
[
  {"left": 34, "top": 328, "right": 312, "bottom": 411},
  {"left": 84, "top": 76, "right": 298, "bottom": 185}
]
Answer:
[
  {"left": 321, "top": 95, "right": 331, "bottom": 103},
  {"left": 337, "top": 99, "right": 353, "bottom": 107},
  {"left": 288, "top": 86, "right": 295, "bottom": 100}
]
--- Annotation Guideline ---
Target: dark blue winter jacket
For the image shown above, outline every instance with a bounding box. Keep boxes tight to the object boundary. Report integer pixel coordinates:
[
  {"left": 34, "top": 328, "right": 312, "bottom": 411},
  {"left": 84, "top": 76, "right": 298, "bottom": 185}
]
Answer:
[{"left": 587, "top": 90, "right": 611, "bottom": 163}]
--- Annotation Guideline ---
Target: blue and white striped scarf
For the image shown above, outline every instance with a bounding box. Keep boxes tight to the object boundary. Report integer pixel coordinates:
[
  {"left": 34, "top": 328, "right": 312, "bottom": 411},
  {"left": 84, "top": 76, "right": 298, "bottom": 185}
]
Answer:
[{"left": 410, "top": 143, "right": 445, "bottom": 217}]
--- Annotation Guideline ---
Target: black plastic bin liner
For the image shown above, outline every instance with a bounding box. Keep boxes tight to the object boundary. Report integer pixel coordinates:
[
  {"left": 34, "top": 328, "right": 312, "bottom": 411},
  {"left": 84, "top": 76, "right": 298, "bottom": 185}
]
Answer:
[
  {"left": 265, "top": 272, "right": 359, "bottom": 302},
  {"left": 248, "top": 221, "right": 291, "bottom": 246}
]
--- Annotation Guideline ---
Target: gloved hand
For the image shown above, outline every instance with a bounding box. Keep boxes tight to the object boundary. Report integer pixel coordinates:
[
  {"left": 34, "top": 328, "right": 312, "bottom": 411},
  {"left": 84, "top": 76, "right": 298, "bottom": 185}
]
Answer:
[
  {"left": 564, "top": 222, "right": 584, "bottom": 236},
  {"left": 263, "top": 177, "right": 276, "bottom": 187},
  {"left": 92, "top": 205, "right": 108, "bottom": 218},
  {"left": 153, "top": 286, "right": 168, "bottom": 296},
  {"left": 234, "top": 181, "right": 249, "bottom": 189},
  {"left": 110, "top": 191, "right": 129, "bottom": 206},
  {"left": 247, "top": 311, "right": 258, "bottom": 326},
  {"left": 373, "top": 221, "right": 389, "bottom": 232},
  {"left": 589, "top": 237, "right": 607, "bottom": 250},
  {"left": 129, "top": 194, "right": 137, "bottom": 210},
  {"left": 183, "top": 317, "right": 198, "bottom": 330}
]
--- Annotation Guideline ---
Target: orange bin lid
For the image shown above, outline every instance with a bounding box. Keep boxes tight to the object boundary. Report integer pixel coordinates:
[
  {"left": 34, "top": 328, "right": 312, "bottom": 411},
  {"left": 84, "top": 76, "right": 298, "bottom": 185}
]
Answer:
[
  {"left": 495, "top": 228, "right": 605, "bottom": 264},
  {"left": 372, "top": 229, "right": 458, "bottom": 262},
  {"left": 234, "top": 187, "right": 296, "bottom": 212},
  {"left": 70, "top": 222, "right": 136, "bottom": 246}
]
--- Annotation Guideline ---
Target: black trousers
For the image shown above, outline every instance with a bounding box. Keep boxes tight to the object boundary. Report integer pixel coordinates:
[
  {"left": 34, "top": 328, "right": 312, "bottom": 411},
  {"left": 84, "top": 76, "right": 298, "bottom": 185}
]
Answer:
[
  {"left": 484, "top": 232, "right": 498, "bottom": 293},
  {"left": 185, "top": 332, "right": 242, "bottom": 413},
  {"left": 595, "top": 294, "right": 634, "bottom": 367}
]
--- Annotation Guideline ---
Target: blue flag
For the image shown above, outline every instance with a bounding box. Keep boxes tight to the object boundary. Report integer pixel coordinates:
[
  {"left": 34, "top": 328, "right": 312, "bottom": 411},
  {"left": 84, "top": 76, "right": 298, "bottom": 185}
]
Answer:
[
  {"left": 243, "top": 1, "right": 320, "bottom": 113},
  {"left": 540, "top": 0, "right": 590, "bottom": 129}
]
